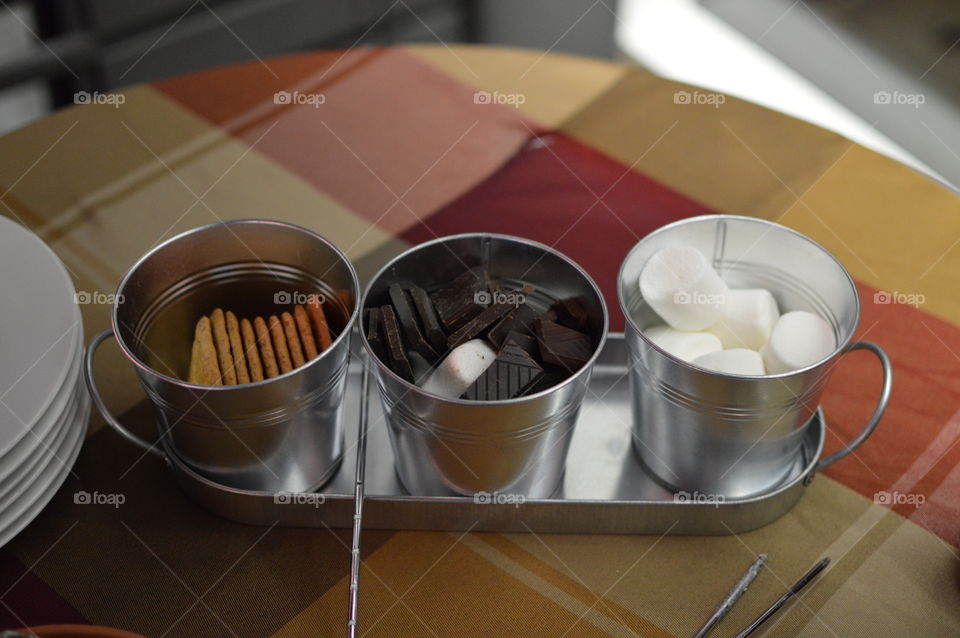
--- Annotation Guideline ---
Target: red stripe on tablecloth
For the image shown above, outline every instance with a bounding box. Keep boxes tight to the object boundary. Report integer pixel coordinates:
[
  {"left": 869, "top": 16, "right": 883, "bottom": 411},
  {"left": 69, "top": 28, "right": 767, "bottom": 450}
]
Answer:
[
  {"left": 0, "top": 550, "right": 88, "bottom": 627},
  {"left": 402, "top": 133, "right": 960, "bottom": 545},
  {"left": 400, "top": 132, "right": 710, "bottom": 330},
  {"left": 155, "top": 48, "right": 537, "bottom": 235}
]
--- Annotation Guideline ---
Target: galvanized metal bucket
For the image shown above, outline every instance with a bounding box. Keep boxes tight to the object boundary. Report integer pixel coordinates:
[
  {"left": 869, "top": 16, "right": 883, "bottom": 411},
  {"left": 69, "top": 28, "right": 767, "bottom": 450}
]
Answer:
[
  {"left": 84, "top": 219, "right": 359, "bottom": 492},
  {"left": 618, "top": 215, "right": 892, "bottom": 498},
  {"left": 360, "top": 233, "right": 609, "bottom": 498}
]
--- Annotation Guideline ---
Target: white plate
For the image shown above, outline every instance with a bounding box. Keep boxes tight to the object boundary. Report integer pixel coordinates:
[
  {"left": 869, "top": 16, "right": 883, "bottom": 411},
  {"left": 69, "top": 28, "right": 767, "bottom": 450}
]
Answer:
[
  {"left": 0, "top": 216, "right": 81, "bottom": 455},
  {"left": 0, "top": 379, "right": 88, "bottom": 547},
  {"left": 0, "top": 378, "right": 81, "bottom": 505},
  {"left": 0, "top": 341, "right": 82, "bottom": 482}
]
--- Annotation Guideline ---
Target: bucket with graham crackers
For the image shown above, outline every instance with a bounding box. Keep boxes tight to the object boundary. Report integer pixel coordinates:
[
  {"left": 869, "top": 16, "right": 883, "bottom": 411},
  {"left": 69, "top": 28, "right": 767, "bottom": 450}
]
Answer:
[{"left": 84, "top": 220, "right": 359, "bottom": 492}]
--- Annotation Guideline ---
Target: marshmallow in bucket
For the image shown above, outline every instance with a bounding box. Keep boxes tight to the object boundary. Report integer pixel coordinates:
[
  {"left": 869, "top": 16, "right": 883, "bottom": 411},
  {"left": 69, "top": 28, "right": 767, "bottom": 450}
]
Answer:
[
  {"left": 638, "top": 245, "right": 836, "bottom": 375},
  {"left": 639, "top": 246, "right": 728, "bottom": 331}
]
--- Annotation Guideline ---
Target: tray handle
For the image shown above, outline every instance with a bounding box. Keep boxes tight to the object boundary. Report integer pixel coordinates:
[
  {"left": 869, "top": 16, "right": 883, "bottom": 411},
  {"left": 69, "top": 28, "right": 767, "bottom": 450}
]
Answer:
[
  {"left": 809, "top": 340, "right": 892, "bottom": 479},
  {"left": 85, "top": 328, "right": 167, "bottom": 460}
]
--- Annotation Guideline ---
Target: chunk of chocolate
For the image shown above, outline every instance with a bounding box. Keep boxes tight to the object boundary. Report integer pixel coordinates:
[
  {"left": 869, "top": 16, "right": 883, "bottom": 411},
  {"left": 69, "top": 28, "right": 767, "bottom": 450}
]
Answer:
[
  {"left": 430, "top": 269, "right": 486, "bottom": 331},
  {"left": 462, "top": 332, "right": 544, "bottom": 401},
  {"left": 487, "top": 303, "right": 540, "bottom": 347},
  {"left": 389, "top": 283, "right": 438, "bottom": 363},
  {"left": 365, "top": 308, "right": 387, "bottom": 363},
  {"left": 380, "top": 305, "right": 414, "bottom": 382},
  {"left": 409, "top": 285, "right": 447, "bottom": 354},
  {"left": 518, "top": 366, "right": 568, "bottom": 396},
  {"left": 447, "top": 286, "right": 534, "bottom": 349},
  {"left": 535, "top": 318, "right": 593, "bottom": 372},
  {"left": 550, "top": 297, "right": 591, "bottom": 332}
]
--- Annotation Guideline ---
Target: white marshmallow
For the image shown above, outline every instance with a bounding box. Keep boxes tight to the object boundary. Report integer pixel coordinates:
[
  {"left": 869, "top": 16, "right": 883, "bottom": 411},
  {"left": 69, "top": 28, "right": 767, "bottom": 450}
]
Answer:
[
  {"left": 421, "top": 339, "right": 496, "bottom": 399},
  {"left": 693, "top": 348, "right": 766, "bottom": 375},
  {"left": 639, "top": 246, "right": 728, "bottom": 331},
  {"left": 707, "top": 288, "right": 780, "bottom": 350},
  {"left": 645, "top": 324, "right": 722, "bottom": 362},
  {"left": 408, "top": 351, "right": 433, "bottom": 385},
  {"left": 761, "top": 310, "right": 836, "bottom": 374}
]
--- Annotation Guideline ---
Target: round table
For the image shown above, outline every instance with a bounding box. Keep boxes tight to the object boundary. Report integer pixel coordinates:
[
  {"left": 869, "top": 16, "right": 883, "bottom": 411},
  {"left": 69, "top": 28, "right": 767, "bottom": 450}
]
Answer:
[{"left": 1, "top": 45, "right": 958, "bottom": 637}]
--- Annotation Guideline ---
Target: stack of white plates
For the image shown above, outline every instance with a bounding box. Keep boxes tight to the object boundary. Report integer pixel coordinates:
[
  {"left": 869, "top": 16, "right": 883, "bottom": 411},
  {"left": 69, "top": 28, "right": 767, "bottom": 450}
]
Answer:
[{"left": 0, "top": 216, "right": 89, "bottom": 547}]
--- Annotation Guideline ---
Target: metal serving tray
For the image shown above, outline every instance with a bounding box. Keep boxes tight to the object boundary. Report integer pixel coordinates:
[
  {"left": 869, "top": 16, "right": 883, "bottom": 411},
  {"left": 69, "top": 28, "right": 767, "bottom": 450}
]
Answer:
[{"left": 164, "top": 333, "right": 831, "bottom": 535}]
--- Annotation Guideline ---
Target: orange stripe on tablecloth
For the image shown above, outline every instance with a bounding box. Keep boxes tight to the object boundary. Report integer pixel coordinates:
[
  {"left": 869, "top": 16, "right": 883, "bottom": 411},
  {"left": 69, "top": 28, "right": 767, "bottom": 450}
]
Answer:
[
  {"left": 818, "top": 280, "right": 960, "bottom": 545},
  {"left": 154, "top": 47, "right": 537, "bottom": 236}
]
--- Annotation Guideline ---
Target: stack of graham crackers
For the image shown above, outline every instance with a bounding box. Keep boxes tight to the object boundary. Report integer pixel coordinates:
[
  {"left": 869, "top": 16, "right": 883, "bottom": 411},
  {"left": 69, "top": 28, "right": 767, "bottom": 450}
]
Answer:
[{"left": 187, "top": 299, "right": 333, "bottom": 385}]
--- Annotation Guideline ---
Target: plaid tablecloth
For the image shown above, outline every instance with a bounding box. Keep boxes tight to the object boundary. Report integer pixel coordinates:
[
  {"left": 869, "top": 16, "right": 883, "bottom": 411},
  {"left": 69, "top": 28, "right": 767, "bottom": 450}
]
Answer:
[{"left": 1, "top": 45, "right": 958, "bottom": 637}]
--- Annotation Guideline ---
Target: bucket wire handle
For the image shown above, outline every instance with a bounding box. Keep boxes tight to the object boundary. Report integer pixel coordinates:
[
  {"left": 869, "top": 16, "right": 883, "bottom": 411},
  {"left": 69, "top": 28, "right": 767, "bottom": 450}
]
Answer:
[
  {"left": 811, "top": 340, "right": 892, "bottom": 476},
  {"left": 84, "top": 328, "right": 167, "bottom": 460}
]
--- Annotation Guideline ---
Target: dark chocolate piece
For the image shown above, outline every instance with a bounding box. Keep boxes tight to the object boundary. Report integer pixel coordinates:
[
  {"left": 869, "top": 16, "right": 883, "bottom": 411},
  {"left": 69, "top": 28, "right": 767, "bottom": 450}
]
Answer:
[
  {"left": 389, "top": 283, "right": 438, "bottom": 363},
  {"left": 487, "top": 303, "right": 540, "bottom": 347},
  {"left": 463, "top": 332, "right": 544, "bottom": 401},
  {"left": 535, "top": 318, "right": 593, "bottom": 372},
  {"left": 551, "top": 297, "right": 591, "bottom": 332},
  {"left": 380, "top": 305, "right": 414, "bottom": 381},
  {"left": 430, "top": 269, "right": 486, "bottom": 331},
  {"left": 409, "top": 285, "right": 447, "bottom": 354},
  {"left": 518, "top": 366, "right": 568, "bottom": 396},
  {"left": 365, "top": 308, "right": 388, "bottom": 363},
  {"left": 447, "top": 285, "right": 534, "bottom": 349}
]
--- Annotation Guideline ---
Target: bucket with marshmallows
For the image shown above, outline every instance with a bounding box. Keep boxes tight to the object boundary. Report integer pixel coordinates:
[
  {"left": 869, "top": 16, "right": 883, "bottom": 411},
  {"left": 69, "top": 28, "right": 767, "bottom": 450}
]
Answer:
[{"left": 617, "top": 215, "right": 892, "bottom": 498}]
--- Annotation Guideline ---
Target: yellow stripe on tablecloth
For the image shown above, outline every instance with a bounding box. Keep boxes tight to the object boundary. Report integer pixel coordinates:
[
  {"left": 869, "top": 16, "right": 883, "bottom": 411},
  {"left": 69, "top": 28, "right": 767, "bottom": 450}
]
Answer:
[
  {"left": 561, "top": 70, "right": 854, "bottom": 220},
  {"left": 498, "top": 476, "right": 956, "bottom": 637},
  {"left": 406, "top": 44, "right": 628, "bottom": 130},
  {"left": 778, "top": 145, "right": 960, "bottom": 327},
  {"left": 270, "top": 530, "right": 628, "bottom": 638}
]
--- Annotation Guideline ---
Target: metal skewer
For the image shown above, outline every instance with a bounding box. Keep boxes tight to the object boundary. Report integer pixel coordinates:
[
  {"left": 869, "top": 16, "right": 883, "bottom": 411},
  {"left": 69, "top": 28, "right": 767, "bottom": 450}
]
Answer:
[
  {"left": 347, "top": 362, "right": 371, "bottom": 638},
  {"left": 735, "top": 557, "right": 831, "bottom": 638},
  {"left": 692, "top": 553, "right": 767, "bottom": 638}
]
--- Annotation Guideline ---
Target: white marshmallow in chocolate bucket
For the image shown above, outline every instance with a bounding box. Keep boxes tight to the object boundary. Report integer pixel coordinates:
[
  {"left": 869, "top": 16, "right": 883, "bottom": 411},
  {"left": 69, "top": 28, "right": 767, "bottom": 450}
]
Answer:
[
  {"left": 638, "top": 245, "right": 728, "bottom": 331},
  {"left": 420, "top": 339, "right": 496, "bottom": 399}
]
